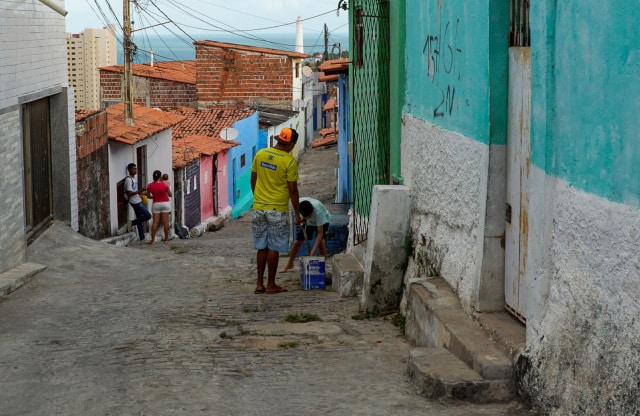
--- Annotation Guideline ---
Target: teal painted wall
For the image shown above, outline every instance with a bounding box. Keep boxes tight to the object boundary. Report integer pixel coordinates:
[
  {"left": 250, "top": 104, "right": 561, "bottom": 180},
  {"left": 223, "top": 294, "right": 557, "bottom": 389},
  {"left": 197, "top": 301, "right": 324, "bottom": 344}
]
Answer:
[
  {"left": 531, "top": 1, "right": 640, "bottom": 205},
  {"left": 230, "top": 112, "right": 259, "bottom": 219},
  {"left": 405, "top": 1, "right": 509, "bottom": 145}
]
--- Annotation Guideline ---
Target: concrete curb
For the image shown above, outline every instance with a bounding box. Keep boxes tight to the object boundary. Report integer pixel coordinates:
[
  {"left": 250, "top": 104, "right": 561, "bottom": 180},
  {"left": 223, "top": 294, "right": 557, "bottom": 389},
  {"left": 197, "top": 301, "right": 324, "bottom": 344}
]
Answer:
[{"left": 0, "top": 262, "right": 47, "bottom": 298}]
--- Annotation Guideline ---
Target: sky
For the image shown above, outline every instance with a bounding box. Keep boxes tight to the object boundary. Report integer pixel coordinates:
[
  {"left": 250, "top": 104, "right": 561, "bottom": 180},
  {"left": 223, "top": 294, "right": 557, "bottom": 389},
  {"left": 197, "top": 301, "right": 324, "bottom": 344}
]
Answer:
[{"left": 64, "top": 0, "right": 349, "bottom": 39}]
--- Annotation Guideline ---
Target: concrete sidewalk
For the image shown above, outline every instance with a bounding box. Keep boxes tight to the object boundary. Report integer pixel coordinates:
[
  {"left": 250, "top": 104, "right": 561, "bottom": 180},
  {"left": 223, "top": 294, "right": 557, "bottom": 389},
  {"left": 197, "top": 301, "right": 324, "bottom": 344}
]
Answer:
[{"left": 0, "top": 147, "right": 531, "bottom": 415}]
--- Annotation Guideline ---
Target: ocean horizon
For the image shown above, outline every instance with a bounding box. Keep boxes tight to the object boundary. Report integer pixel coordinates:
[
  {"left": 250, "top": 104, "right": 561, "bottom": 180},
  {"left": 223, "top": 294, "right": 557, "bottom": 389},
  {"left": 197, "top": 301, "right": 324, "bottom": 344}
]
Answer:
[{"left": 121, "top": 32, "right": 349, "bottom": 64}]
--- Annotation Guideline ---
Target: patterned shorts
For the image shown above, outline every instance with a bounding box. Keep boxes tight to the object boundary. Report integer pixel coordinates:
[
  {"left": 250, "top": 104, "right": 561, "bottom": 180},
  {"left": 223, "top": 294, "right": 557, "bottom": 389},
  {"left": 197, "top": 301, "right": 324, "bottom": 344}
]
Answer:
[{"left": 251, "top": 210, "right": 290, "bottom": 252}]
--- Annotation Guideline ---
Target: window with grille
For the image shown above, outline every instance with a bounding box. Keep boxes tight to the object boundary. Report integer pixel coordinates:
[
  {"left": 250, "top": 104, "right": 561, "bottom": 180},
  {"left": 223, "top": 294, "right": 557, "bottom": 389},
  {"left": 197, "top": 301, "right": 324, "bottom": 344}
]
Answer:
[{"left": 510, "top": 0, "right": 530, "bottom": 47}]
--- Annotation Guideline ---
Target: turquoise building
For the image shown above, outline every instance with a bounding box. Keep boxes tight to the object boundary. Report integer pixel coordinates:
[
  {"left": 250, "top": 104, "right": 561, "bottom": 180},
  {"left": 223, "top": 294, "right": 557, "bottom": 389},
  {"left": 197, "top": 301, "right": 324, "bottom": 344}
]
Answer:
[{"left": 347, "top": 0, "right": 640, "bottom": 413}]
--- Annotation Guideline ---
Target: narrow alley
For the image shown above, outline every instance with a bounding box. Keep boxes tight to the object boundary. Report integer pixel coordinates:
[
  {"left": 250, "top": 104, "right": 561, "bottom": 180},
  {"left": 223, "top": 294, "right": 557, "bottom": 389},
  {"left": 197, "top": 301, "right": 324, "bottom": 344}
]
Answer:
[{"left": 0, "top": 147, "right": 530, "bottom": 416}]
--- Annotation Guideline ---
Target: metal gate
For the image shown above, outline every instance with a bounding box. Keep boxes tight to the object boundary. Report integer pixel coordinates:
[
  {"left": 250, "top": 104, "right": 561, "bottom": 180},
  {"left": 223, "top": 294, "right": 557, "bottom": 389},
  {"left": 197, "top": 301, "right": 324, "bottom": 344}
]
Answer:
[
  {"left": 350, "top": 0, "right": 391, "bottom": 245},
  {"left": 22, "top": 97, "right": 52, "bottom": 236}
]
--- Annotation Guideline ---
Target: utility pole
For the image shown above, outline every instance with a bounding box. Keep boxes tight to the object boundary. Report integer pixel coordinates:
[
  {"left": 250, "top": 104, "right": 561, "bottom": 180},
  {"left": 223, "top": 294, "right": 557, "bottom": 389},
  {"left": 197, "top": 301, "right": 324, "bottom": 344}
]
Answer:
[
  {"left": 123, "top": 0, "right": 134, "bottom": 125},
  {"left": 323, "top": 23, "right": 329, "bottom": 61}
]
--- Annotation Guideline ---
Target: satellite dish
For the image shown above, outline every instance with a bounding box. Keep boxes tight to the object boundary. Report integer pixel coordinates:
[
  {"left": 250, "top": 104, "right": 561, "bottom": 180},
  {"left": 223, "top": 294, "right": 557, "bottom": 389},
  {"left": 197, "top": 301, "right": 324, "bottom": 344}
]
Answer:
[
  {"left": 302, "top": 66, "right": 313, "bottom": 78},
  {"left": 220, "top": 127, "right": 238, "bottom": 141}
]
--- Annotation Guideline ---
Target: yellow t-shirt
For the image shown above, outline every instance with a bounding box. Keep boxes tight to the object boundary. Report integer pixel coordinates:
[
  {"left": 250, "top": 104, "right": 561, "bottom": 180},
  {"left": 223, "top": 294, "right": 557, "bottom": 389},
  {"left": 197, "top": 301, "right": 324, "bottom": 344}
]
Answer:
[{"left": 251, "top": 147, "right": 299, "bottom": 212}]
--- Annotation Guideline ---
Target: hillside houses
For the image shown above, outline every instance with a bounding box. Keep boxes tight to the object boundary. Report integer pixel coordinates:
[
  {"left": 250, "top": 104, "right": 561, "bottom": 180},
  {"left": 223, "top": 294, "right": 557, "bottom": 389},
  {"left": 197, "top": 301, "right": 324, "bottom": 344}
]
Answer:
[{"left": 81, "top": 40, "right": 319, "bottom": 239}]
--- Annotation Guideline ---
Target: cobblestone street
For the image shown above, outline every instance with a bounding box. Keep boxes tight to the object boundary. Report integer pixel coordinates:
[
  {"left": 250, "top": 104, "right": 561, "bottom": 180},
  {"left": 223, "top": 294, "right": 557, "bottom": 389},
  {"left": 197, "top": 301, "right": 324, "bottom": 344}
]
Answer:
[{"left": 0, "top": 147, "right": 529, "bottom": 415}]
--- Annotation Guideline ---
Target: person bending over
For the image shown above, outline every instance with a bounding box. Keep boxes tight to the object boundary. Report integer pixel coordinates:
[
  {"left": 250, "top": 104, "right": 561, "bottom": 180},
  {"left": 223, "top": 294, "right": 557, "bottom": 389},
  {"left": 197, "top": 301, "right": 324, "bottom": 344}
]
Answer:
[{"left": 279, "top": 197, "right": 331, "bottom": 273}]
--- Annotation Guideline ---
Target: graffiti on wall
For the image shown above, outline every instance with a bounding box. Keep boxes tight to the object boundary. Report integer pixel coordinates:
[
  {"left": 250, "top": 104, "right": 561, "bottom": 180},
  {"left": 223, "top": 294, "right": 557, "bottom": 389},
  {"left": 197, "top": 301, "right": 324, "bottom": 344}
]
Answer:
[{"left": 422, "top": 17, "right": 463, "bottom": 118}]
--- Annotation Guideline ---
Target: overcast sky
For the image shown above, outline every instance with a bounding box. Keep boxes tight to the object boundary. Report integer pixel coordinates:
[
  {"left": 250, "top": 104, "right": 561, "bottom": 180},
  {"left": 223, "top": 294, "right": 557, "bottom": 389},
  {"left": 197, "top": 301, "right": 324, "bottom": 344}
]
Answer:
[{"left": 65, "top": 0, "right": 349, "bottom": 38}]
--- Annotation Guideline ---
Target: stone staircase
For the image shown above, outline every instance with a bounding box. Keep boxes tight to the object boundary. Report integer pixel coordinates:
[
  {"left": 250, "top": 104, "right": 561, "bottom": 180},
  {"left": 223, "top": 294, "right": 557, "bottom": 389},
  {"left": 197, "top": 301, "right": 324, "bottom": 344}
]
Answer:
[
  {"left": 405, "top": 278, "right": 525, "bottom": 403},
  {"left": 332, "top": 252, "right": 526, "bottom": 404}
]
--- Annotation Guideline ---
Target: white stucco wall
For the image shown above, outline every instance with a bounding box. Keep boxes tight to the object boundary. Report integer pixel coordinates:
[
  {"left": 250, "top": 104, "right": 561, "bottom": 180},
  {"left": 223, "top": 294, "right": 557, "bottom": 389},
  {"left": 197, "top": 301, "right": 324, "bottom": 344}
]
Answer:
[
  {"left": 520, "top": 166, "right": 640, "bottom": 415},
  {"left": 401, "top": 115, "right": 489, "bottom": 306},
  {"left": 108, "top": 129, "right": 174, "bottom": 234}
]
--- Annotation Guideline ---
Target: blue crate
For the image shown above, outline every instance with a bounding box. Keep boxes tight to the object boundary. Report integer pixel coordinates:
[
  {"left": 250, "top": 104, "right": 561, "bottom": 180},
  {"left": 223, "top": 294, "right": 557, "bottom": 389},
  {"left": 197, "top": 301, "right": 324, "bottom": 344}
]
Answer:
[{"left": 299, "top": 257, "right": 326, "bottom": 290}]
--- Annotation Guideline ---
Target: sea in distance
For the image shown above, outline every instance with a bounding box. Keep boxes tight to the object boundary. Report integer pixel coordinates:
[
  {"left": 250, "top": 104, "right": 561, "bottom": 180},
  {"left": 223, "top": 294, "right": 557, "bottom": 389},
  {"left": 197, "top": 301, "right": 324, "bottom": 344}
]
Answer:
[{"left": 118, "top": 32, "right": 349, "bottom": 64}]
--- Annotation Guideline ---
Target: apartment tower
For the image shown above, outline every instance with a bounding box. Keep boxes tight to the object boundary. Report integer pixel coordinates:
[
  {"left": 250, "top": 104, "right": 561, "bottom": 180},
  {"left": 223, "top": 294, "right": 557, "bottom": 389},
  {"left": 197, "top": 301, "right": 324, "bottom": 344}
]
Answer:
[{"left": 67, "top": 25, "right": 117, "bottom": 110}]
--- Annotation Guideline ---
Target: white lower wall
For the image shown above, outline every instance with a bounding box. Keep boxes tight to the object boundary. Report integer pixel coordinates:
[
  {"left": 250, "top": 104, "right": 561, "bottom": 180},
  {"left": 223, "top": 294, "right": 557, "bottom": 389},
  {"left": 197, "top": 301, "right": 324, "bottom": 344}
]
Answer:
[
  {"left": 401, "top": 115, "right": 489, "bottom": 307},
  {"left": 521, "top": 166, "right": 640, "bottom": 415}
]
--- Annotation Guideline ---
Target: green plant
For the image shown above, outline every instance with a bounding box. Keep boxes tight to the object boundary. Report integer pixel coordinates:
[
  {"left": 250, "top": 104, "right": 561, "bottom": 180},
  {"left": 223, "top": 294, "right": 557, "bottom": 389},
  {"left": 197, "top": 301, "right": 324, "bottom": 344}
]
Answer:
[
  {"left": 170, "top": 245, "right": 188, "bottom": 254},
  {"left": 243, "top": 307, "right": 260, "bottom": 313},
  {"left": 351, "top": 310, "right": 380, "bottom": 320},
  {"left": 392, "top": 313, "right": 406, "bottom": 332},
  {"left": 278, "top": 341, "right": 300, "bottom": 349},
  {"left": 284, "top": 312, "right": 322, "bottom": 323}
]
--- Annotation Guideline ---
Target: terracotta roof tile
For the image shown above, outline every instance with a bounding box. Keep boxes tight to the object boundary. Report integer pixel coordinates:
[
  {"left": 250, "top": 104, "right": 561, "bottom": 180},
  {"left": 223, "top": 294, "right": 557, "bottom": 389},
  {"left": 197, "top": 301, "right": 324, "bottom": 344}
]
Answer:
[
  {"left": 318, "top": 73, "right": 339, "bottom": 83},
  {"left": 107, "top": 103, "right": 186, "bottom": 145},
  {"left": 172, "top": 135, "right": 239, "bottom": 169},
  {"left": 75, "top": 109, "right": 101, "bottom": 121},
  {"left": 169, "top": 107, "right": 255, "bottom": 141},
  {"left": 318, "top": 58, "right": 350, "bottom": 73},
  {"left": 195, "top": 40, "right": 310, "bottom": 59},
  {"left": 168, "top": 106, "right": 255, "bottom": 168},
  {"left": 311, "top": 133, "right": 338, "bottom": 148},
  {"left": 319, "top": 127, "right": 339, "bottom": 137},
  {"left": 101, "top": 60, "right": 196, "bottom": 84},
  {"left": 323, "top": 98, "right": 337, "bottom": 111}
]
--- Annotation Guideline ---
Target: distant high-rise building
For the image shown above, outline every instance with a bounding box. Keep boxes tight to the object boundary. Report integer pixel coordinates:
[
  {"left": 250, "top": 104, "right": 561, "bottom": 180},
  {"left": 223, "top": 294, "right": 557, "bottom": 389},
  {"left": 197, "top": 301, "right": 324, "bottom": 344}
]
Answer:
[{"left": 66, "top": 25, "right": 117, "bottom": 110}]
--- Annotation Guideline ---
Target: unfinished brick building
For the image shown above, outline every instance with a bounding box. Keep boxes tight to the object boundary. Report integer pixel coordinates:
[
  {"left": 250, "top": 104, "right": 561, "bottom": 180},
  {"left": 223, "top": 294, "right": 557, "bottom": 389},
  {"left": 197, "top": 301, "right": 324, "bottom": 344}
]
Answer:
[
  {"left": 100, "top": 61, "right": 197, "bottom": 110},
  {"left": 194, "top": 41, "right": 309, "bottom": 109}
]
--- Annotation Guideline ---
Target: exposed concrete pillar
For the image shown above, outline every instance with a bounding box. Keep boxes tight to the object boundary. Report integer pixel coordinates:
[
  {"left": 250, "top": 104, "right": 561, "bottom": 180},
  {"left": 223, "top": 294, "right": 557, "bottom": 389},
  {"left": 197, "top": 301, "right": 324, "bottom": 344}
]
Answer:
[{"left": 359, "top": 185, "right": 411, "bottom": 312}]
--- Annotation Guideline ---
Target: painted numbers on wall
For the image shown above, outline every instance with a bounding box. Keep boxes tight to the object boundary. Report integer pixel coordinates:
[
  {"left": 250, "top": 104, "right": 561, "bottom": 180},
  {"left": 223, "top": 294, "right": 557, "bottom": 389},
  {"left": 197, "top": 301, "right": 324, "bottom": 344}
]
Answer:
[{"left": 423, "top": 18, "right": 463, "bottom": 118}]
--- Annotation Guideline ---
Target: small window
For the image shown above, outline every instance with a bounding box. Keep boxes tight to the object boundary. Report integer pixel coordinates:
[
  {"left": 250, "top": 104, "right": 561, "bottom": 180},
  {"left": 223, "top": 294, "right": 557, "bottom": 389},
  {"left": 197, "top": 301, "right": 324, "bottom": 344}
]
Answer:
[{"left": 240, "top": 154, "right": 246, "bottom": 168}]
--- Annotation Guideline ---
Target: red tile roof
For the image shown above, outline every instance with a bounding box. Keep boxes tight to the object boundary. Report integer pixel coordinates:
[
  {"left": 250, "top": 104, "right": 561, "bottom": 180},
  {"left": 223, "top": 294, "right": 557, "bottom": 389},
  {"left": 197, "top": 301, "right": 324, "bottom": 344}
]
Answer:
[
  {"left": 323, "top": 98, "right": 337, "bottom": 111},
  {"left": 172, "top": 135, "right": 239, "bottom": 169},
  {"left": 311, "top": 133, "right": 338, "bottom": 148},
  {"left": 100, "top": 61, "right": 196, "bottom": 84},
  {"left": 106, "top": 103, "right": 186, "bottom": 145},
  {"left": 195, "top": 40, "right": 310, "bottom": 59},
  {"left": 169, "top": 106, "right": 255, "bottom": 168},
  {"left": 318, "top": 74, "right": 339, "bottom": 83},
  {"left": 318, "top": 58, "right": 350, "bottom": 74},
  {"left": 319, "top": 127, "right": 339, "bottom": 137},
  {"left": 169, "top": 107, "right": 255, "bottom": 141},
  {"left": 75, "top": 109, "right": 101, "bottom": 121}
]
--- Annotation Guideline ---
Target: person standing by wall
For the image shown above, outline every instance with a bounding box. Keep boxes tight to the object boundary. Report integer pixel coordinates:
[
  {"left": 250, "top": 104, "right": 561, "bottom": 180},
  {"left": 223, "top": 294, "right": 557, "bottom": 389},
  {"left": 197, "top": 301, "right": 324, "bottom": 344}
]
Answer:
[
  {"left": 250, "top": 128, "right": 302, "bottom": 294},
  {"left": 147, "top": 170, "right": 173, "bottom": 245},
  {"left": 124, "top": 163, "right": 151, "bottom": 242}
]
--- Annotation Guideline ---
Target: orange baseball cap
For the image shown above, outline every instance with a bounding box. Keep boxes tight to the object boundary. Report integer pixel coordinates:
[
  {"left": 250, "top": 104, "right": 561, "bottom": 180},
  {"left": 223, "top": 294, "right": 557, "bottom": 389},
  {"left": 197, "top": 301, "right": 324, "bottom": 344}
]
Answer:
[{"left": 274, "top": 128, "right": 298, "bottom": 144}]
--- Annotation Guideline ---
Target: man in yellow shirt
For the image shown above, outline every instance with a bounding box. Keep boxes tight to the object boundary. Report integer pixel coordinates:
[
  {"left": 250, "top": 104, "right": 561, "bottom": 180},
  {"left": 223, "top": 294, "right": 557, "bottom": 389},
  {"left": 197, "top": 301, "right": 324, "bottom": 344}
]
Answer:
[{"left": 250, "top": 128, "right": 302, "bottom": 294}]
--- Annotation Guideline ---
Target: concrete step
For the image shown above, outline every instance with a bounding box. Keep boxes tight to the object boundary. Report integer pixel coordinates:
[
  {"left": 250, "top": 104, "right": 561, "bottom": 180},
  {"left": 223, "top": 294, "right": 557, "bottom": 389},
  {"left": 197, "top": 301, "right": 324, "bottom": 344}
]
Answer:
[
  {"left": 0, "top": 262, "right": 47, "bottom": 297},
  {"left": 405, "top": 277, "right": 520, "bottom": 403},
  {"left": 408, "top": 347, "right": 515, "bottom": 403},
  {"left": 331, "top": 253, "right": 364, "bottom": 298}
]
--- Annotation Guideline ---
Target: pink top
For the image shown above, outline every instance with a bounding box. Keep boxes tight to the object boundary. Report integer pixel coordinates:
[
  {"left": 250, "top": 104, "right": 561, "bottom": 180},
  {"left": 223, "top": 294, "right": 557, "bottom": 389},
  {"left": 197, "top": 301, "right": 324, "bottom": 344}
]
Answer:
[{"left": 147, "top": 181, "right": 170, "bottom": 203}]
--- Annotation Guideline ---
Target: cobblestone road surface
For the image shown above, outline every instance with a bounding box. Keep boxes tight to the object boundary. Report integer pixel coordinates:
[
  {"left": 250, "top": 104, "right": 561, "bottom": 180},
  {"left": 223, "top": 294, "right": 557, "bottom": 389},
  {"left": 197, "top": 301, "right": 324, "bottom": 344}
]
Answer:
[{"left": 0, "top": 147, "right": 531, "bottom": 415}]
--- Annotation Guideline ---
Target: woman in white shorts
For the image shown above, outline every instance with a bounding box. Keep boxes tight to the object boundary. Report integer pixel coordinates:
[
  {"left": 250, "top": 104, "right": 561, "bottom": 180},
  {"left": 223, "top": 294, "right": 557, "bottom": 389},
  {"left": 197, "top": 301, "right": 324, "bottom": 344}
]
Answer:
[{"left": 147, "top": 170, "right": 173, "bottom": 244}]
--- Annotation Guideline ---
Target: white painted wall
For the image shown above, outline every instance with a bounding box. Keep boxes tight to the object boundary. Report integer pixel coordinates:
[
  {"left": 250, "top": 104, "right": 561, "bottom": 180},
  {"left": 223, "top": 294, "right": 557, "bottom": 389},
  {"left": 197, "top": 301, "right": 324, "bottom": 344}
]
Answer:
[
  {"left": 108, "top": 129, "right": 174, "bottom": 234},
  {"left": 401, "top": 115, "right": 489, "bottom": 308},
  {"left": 521, "top": 165, "right": 640, "bottom": 413}
]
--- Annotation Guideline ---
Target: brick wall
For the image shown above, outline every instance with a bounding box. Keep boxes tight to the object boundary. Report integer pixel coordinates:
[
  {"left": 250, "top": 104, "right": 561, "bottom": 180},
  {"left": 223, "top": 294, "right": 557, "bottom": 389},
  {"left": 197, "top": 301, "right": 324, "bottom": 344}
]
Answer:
[
  {"left": 149, "top": 79, "right": 197, "bottom": 109},
  {"left": 100, "top": 71, "right": 123, "bottom": 106},
  {"left": 100, "top": 71, "right": 197, "bottom": 109},
  {"left": 196, "top": 47, "right": 293, "bottom": 109},
  {"left": 75, "top": 111, "right": 111, "bottom": 239}
]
